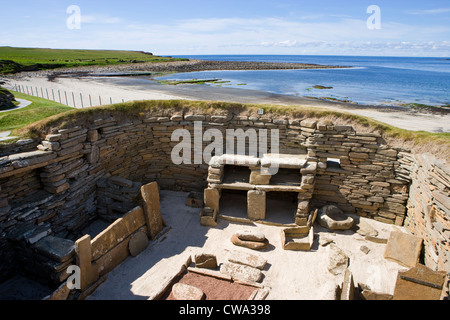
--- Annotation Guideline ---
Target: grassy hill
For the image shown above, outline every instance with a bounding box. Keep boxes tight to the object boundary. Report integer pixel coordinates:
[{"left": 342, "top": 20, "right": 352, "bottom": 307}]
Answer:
[{"left": 0, "top": 47, "right": 187, "bottom": 74}]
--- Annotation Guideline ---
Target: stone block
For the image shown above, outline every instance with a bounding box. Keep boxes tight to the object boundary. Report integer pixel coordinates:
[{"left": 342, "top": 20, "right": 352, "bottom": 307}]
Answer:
[
  {"left": 235, "top": 229, "right": 266, "bottom": 242},
  {"left": 91, "top": 206, "right": 146, "bottom": 260},
  {"left": 228, "top": 251, "right": 267, "bottom": 270},
  {"left": 75, "top": 235, "right": 99, "bottom": 291},
  {"left": 249, "top": 169, "right": 272, "bottom": 185},
  {"left": 141, "top": 182, "right": 163, "bottom": 240},
  {"left": 194, "top": 253, "right": 218, "bottom": 269},
  {"left": 247, "top": 190, "right": 266, "bottom": 220},
  {"left": 384, "top": 231, "right": 423, "bottom": 268},
  {"left": 204, "top": 188, "right": 220, "bottom": 211},
  {"left": 281, "top": 226, "right": 314, "bottom": 251},
  {"left": 220, "top": 262, "right": 262, "bottom": 283},
  {"left": 327, "top": 244, "right": 349, "bottom": 276},
  {"left": 87, "top": 130, "right": 99, "bottom": 142},
  {"left": 172, "top": 283, "right": 204, "bottom": 300},
  {"left": 200, "top": 207, "right": 217, "bottom": 227},
  {"left": 128, "top": 230, "right": 149, "bottom": 257},
  {"left": 393, "top": 264, "right": 447, "bottom": 300},
  {"left": 231, "top": 234, "right": 269, "bottom": 250}
]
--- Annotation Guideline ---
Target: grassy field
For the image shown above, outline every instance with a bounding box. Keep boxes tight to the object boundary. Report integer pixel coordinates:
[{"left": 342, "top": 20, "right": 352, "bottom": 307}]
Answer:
[
  {"left": 0, "top": 91, "right": 73, "bottom": 132},
  {"left": 0, "top": 46, "right": 187, "bottom": 74}
]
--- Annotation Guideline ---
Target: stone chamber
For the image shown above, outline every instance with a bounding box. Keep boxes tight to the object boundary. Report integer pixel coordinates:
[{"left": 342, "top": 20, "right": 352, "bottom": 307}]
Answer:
[{"left": 0, "top": 100, "right": 448, "bottom": 300}]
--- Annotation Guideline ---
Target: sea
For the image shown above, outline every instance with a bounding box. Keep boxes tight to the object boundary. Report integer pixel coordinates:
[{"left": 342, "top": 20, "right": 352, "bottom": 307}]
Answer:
[{"left": 157, "top": 55, "right": 450, "bottom": 107}]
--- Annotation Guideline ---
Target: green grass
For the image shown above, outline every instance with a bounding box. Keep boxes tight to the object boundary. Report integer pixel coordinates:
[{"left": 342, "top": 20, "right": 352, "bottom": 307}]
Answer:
[
  {"left": 0, "top": 46, "right": 188, "bottom": 74},
  {"left": 0, "top": 91, "right": 73, "bottom": 132},
  {"left": 157, "top": 79, "right": 223, "bottom": 85},
  {"left": 313, "top": 85, "right": 333, "bottom": 90}
]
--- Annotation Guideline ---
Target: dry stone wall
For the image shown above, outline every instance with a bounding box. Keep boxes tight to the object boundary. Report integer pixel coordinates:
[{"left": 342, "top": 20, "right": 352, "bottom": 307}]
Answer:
[
  {"left": 0, "top": 105, "right": 449, "bottom": 282},
  {"left": 404, "top": 153, "right": 450, "bottom": 272}
]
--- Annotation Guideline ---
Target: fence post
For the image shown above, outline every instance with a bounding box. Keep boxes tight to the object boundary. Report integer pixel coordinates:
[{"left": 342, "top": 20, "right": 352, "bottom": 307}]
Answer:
[
  {"left": 52, "top": 89, "right": 55, "bottom": 102},
  {"left": 99, "top": 96, "right": 102, "bottom": 105},
  {"left": 46, "top": 88, "right": 49, "bottom": 100},
  {"left": 26, "top": 86, "right": 29, "bottom": 95},
  {"left": 80, "top": 93, "right": 84, "bottom": 108},
  {"left": 110, "top": 97, "right": 112, "bottom": 105},
  {"left": 89, "top": 94, "right": 92, "bottom": 107},
  {"left": 72, "top": 92, "right": 76, "bottom": 108},
  {"left": 65, "top": 91, "right": 68, "bottom": 105},
  {"left": 41, "top": 87, "right": 44, "bottom": 98}
]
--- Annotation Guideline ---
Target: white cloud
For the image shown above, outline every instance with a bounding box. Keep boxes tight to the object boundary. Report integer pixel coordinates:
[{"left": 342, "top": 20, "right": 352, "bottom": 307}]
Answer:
[
  {"left": 81, "top": 14, "right": 123, "bottom": 24},
  {"left": 406, "top": 8, "right": 450, "bottom": 15},
  {"left": 3, "top": 15, "right": 449, "bottom": 57}
]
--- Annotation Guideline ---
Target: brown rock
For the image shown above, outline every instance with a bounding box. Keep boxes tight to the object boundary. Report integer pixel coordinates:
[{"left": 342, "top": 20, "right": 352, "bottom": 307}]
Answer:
[
  {"left": 318, "top": 205, "right": 354, "bottom": 230},
  {"left": 204, "top": 188, "right": 220, "bottom": 211},
  {"left": 195, "top": 253, "right": 218, "bottom": 269},
  {"left": 141, "top": 182, "right": 163, "bottom": 240},
  {"left": 393, "top": 264, "right": 447, "bottom": 300},
  {"left": 128, "top": 230, "right": 149, "bottom": 257},
  {"left": 247, "top": 190, "right": 266, "bottom": 220},
  {"left": 327, "top": 244, "right": 349, "bottom": 276},
  {"left": 228, "top": 251, "right": 267, "bottom": 270},
  {"left": 172, "top": 283, "right": 204, "bottom": 300},
  {"left": 383, "top": 231, "right": 423, "bottom": 268},
  {"left": 220, "top": 262, "right": 262, "bottom": 282},
  {"left": 231, "top": 234, "right": 269, "bottom": 250},
  {"left": 235, "top": 229, "right": 266, "bottom": 242}
]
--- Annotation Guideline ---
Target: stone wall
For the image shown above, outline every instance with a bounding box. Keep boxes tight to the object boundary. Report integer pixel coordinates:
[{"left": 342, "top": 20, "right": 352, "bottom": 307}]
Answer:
[
  {"left": 0, "top": 104, "right": 449, "bottom": 281},
  {"left": 404, "top": 153, "right": 450, "bottom": 272}
]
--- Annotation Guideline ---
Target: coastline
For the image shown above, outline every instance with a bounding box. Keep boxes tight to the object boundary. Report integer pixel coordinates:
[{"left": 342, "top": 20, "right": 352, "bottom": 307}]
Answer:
[{"left": 1, "top": 59, "right": 449, "bottom": 133}]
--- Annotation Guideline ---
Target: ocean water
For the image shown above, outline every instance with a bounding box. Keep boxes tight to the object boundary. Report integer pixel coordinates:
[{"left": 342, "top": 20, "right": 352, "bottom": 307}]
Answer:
[{"left": 157, "top": 55, "right": 450, "bottom": 106}]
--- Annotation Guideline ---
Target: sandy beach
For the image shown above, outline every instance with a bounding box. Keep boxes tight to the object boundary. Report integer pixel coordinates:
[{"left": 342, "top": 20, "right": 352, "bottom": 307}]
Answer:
[{"left": 1, "top": 59, "right": 449, "bottom": 133}]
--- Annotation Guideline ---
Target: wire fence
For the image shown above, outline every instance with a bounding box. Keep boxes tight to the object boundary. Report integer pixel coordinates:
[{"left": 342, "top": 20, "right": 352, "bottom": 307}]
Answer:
[{"left": 12, "top": 83, "right": 126, "bottom": 108}]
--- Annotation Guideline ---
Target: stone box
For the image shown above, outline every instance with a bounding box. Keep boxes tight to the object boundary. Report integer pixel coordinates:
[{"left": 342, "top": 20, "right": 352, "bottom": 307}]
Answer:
[{"left": 281, "top": 226, "right": 314, "bottom": 251}]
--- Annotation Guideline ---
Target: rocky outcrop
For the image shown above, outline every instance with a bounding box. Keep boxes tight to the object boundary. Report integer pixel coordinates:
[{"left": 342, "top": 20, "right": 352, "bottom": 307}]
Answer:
[{"left": 0, "top": 87, "right": 15, "bottom": 108}]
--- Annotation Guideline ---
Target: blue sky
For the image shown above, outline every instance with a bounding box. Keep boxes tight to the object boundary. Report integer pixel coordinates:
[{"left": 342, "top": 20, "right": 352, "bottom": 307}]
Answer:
[{"left": 1, "top": 0, "right": 449, "bottom": 56}]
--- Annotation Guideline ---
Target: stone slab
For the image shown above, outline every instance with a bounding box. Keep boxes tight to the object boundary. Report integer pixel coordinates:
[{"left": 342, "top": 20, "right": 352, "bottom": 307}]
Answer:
[
  {"left": 247, "top": 190, "right": 266, "bottom": 220},
  {"left": 393, "top": 264, "right": 447, "bottom": 300},
  {"left": 172, "top": 283, "right": 204, "bottom": 300},
  {"left": 91, "top": 206, "right": 146, "bottom": 261},
  {"left": 75, "top": 235, "right": 99, "bottom": 291},
  {"left": 383, "top": 231, "right": 423, "bottom": 268},
  {"left": 235, "top": 229, "right": 266, "bottom": 242},
  {"left": 220, "top": 262, "right": 262, "bottom": 283},
  {"left": 194, "top": 253, "right": 218, "bottom": 269},
  {"left": 33, "top": 236, "right": 75, "bottom": 263},
  {"left": 228, "top": 251, "right": 267, "bottom": 270},
  {"left": 231, "top": 234, "right": 269, "bottom": 250},
  {"left": 141, "top": 182, "right": 163, "bottom": 240},
  {"left": 281, "top": 227, "right": 314, "bottom": 251},
  {"left": 204, "top": 188, "right": 220, "bottom": 211},
  {"left": 128, "top": 230, "right": 149, "bottom": 257}
]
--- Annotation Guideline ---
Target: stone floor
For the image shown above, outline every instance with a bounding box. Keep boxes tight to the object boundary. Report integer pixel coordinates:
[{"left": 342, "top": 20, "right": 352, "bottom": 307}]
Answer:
[{"left": 87, "top": 190, "right": 409, "bottom": 300}]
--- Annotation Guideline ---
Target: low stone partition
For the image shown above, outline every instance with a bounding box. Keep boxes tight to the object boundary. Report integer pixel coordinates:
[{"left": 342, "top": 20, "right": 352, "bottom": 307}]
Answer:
[{"left": 49, "top": 182, "right": 163, "bottom": 299}]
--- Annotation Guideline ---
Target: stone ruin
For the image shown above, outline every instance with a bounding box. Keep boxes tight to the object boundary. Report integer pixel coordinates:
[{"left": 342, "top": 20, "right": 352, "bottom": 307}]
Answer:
[{"left": 0, "top": 103, "right": 448, "bottom": 300}]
